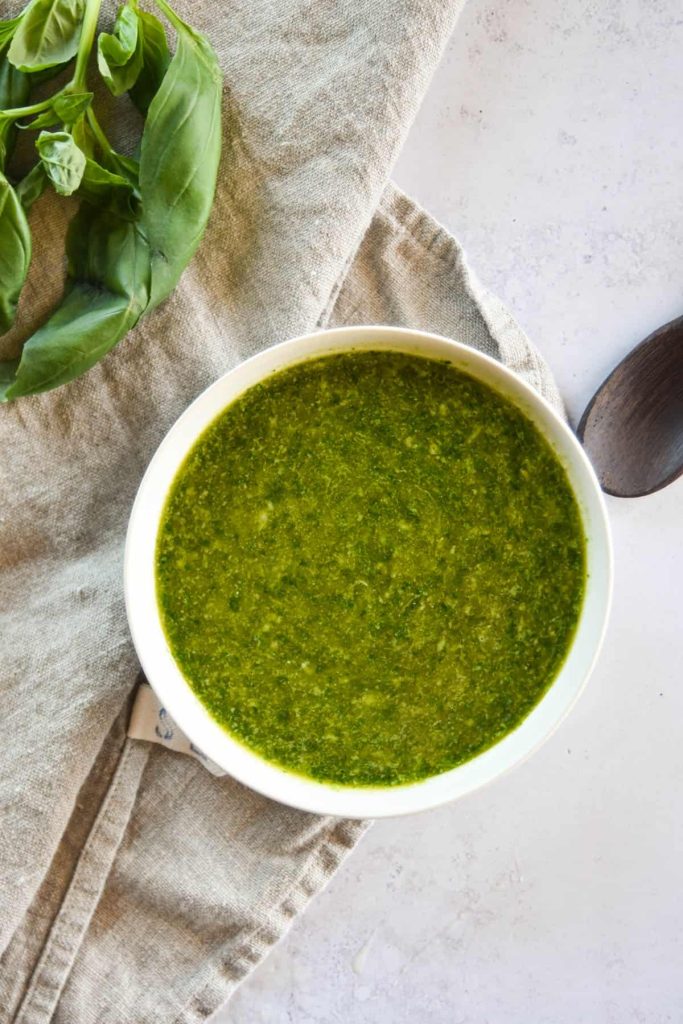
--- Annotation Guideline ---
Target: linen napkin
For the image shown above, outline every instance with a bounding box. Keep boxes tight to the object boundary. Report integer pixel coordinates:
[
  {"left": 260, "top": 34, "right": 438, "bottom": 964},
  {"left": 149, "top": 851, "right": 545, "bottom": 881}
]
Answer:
[{"left": 0, "top": 1, "right": 562, "bottom": 1021}]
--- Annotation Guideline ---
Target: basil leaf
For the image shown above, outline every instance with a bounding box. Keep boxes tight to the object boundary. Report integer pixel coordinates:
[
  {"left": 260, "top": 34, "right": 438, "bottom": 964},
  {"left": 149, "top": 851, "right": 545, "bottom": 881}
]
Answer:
[
  {"left": 36, "top": 129, "right": 86, "bottom": 195},
  {"left": 0, "top": 55, "right": 30, "bottom": 109},
  {"left": 1, "top": 38, "right": 32, "bottom": 164},
  {"left": 0, "top": 52, "right": 30, "bottom": 109},
  {"left": 0, "top": 357, "right": 19, "bottom": 393},
  {"left": 97, "top": 2, "right": 143, "bottom": 97},
  {"left": 8, "top": 0, "right": 86, "bottom": 73},
  {"left": 67, "top": 202, "right": 148, "bottom": 293},
  {"left": 0, "top": 203, "right": 150, "bottom": 401},
  {"left": 71, "top": 111, "right": 140, "bottom": 194},
  {"left": 105, "top": 149, "right": 139, "bottom": 186},
  {"left": 71, "top": 111, "right": 96, "bottom": 157},
  {"left": 0, "top": 170, "right": 31, "bottom": 332},
  {"left": 58, "top": 90, "right": 93, "bottom": 123},
  {"left": 71, "top": 111, "right": 140, "bottom": 197},
  {"left": 23, "top": 89, "right": 93, "bottom": 129},
  {"left": 129, "top": 9, "right": 169, "bottom": 114},
  {"left": 0, "top": 17, "right": 23, "bottom": 50},
  {"left": 0, "top": 117, "right": 10, "bottom": 169},
  {"left": 78, "top": 157, "right": 138, "bottom": 217},
  {"left": 15, "top": 161, "right": 47, "bottom": 211},
  {"left": 140, "top": 0, "right": 221, "bottom": 309}
]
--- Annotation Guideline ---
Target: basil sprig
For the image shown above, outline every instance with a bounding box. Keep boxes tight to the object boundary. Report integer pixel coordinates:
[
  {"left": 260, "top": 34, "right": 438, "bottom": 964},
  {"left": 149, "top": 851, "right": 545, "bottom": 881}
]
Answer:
[{"left": 0, "top": 0, "right": 222, "bottom": 402}]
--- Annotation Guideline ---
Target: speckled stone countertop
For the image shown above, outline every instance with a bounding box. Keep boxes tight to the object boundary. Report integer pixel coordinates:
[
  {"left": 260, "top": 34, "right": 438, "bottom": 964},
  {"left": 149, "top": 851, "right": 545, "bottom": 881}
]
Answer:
[{"left": 213, "top": 1, "right": 683, "bottom": 1020}]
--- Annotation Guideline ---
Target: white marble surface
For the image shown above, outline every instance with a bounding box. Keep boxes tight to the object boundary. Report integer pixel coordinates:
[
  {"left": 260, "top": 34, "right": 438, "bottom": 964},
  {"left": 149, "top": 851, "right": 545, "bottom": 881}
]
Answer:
[{"left": 214, "top": 1, "right": 683, "bottom": 1020}]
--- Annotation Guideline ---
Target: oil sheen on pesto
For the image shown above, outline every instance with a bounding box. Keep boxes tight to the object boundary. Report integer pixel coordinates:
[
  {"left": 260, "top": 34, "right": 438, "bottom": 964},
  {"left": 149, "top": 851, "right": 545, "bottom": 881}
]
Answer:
[{"left": 156, "top": 351, "right": 585, "bottom": 787}]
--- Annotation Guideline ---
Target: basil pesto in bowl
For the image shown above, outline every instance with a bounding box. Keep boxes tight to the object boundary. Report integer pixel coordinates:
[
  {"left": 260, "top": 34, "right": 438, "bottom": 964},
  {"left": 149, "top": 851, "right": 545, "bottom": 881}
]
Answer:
[{"left": 125, "top": 326, "right": 612, "bottom": 817}]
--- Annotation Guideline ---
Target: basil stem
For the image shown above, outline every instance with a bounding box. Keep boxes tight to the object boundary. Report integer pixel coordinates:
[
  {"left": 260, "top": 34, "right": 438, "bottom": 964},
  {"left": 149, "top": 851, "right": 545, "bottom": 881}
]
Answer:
[{"left": 71, "top": 0, "right": 102, "bottom": 86}]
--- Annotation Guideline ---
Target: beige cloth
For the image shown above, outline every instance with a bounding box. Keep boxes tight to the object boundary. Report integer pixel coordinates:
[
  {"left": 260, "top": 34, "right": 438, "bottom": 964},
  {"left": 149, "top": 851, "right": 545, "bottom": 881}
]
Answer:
[{"left": 0, "top": 1, "right": 562, "bottom": 1021}]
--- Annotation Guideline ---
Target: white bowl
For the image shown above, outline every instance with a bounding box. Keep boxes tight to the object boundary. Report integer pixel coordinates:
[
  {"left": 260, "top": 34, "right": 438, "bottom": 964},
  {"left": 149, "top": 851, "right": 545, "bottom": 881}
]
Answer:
[{"left": 125, "top": 325, "right": 612, "bottom": 818}]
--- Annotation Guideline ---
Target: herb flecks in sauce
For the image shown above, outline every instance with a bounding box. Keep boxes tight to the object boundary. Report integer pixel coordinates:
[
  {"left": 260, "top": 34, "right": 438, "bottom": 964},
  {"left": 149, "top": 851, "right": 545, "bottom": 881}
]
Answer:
[{"left": 156, "top": 352, "right": 585, "bottom": 787}]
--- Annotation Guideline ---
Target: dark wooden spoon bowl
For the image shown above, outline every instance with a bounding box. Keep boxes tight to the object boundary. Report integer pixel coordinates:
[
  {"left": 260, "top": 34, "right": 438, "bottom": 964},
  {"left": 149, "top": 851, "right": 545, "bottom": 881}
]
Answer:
[{"left": 577, "top": 315, "right": 683, "bottom": 497}]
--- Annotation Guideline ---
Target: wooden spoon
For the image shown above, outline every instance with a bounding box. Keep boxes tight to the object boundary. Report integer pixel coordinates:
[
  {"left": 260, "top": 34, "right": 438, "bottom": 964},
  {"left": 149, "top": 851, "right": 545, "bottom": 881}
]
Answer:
[{"left": 577, "top": 315, "right": 683, "bottom": 497}]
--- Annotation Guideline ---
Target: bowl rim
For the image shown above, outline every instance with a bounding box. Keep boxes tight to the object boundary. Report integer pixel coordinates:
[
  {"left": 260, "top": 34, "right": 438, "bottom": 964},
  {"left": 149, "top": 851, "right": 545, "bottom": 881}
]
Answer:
[{"left": 124, "top": 324, "right": 613, "bottom": 818}]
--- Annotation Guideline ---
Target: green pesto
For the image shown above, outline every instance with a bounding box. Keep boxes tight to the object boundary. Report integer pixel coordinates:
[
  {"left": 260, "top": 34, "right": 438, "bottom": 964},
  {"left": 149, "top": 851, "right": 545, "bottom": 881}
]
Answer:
[{"left": 156, "top": 351, "right": 585, "bottom": 787}]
